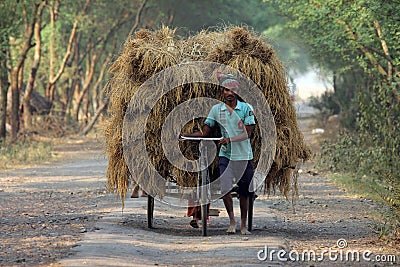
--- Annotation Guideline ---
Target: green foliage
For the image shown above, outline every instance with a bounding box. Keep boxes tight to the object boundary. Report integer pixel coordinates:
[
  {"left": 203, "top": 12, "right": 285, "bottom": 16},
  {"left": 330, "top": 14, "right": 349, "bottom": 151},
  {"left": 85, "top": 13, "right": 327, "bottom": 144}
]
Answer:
[
  {"left": 319, "top": 132, "right": 400, "bottom": 207},
  {"left": 141, "top": 0, "right": 310, "bottom": 75},
  {"left": 144, "top": 0, "right": 278, "bottom": 33},
  {"left": 357, "top": 82, "right": 400, "bottom": 181},
  {"left": 318, "top": 81, "right": 400, "bottom": 211},
  {"left": 268, "top": 0, "right": 400, "bottom": 229},
  {"left": 309, "top": 91, "right": 340, "bottom": 116},
  {"left": 0, "top": 1, "right": 19, "bottom": 58},
  {"left": 0, "top": 139, "right": 53, "bottom": 169},
  {"left": 265, "top": 0, "right": 400, "bottom": 83}
]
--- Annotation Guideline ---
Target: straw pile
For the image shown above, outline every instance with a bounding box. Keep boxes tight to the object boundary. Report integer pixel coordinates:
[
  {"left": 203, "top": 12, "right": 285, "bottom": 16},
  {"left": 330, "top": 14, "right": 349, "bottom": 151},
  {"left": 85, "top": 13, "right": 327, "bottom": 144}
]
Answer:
[{"left": 104, "top": 26, "right": 311, "bottom": 202}]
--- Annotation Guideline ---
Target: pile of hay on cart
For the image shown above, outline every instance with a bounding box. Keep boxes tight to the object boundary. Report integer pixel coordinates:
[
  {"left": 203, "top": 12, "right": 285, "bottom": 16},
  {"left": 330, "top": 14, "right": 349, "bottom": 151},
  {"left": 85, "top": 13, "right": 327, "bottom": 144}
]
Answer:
[{"left": 104, "top": 26, "right": 312, "bottom": 203}]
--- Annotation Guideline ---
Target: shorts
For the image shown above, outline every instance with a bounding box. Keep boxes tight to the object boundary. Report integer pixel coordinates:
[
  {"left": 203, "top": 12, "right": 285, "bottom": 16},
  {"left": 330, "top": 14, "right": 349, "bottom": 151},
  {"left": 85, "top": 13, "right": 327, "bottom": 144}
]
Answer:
[{"left": 218, "top": 156, "right": 254, "bottom": 197}]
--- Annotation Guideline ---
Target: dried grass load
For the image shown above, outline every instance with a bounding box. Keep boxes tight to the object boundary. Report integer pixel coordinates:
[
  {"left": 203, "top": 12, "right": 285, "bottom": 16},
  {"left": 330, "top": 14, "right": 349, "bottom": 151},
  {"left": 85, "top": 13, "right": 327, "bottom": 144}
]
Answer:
[{"left": 104, "top": 26, "right": 312, "bottom": 203}]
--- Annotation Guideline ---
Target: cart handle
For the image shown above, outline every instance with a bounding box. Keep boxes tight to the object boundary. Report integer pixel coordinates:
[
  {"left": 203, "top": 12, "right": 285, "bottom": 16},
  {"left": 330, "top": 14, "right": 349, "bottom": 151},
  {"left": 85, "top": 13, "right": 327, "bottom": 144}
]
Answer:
[{"left": 179, "top": 136, "right": 223, "bottom": 141}]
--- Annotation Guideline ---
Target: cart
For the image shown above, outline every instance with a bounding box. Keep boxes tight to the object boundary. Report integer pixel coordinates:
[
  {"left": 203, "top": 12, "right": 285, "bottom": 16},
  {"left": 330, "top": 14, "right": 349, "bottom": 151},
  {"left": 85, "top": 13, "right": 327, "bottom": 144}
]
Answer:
[{"left": 146, "top": 137, "right": 256, "bottom": 236}]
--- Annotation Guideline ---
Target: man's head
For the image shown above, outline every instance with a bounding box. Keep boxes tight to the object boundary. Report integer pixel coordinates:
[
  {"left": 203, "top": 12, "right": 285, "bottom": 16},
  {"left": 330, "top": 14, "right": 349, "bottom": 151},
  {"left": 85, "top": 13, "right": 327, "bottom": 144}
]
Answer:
[
  {"left": 216, "top": 72, "right": 239, "bottom": 103},
  {"left": 216, "top": 72, "right": 239, "bottom": 89}
]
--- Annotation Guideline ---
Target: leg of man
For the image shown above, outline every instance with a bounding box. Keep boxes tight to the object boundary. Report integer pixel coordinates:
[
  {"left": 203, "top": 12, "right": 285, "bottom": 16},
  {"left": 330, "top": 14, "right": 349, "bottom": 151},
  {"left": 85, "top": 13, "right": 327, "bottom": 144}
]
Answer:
[
  {"left": 239, "top": 196, "right": 251, "bottom": 235},
  {"left": 219, "top": 157, "right": 236, "bottom": 233},
  {"left": 235, "top": 160, "right": 254, "bottom": 235},
  {"left": 222, "top": 194, "right": 236, "bottom": 233}
]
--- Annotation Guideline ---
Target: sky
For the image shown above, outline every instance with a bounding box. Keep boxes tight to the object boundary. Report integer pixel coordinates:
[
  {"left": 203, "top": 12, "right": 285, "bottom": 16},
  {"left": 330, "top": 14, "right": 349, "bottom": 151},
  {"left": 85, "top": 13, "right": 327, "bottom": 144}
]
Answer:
[{"left": 293, "top": 70, "right": 332, "bottom": 100}]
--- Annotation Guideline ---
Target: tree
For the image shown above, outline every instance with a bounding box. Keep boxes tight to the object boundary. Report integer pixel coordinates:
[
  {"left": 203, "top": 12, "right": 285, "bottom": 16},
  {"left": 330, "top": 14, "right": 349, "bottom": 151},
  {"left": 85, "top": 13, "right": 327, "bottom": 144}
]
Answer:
[
  {"left": 81, "top": 0, "right": 148, "bottom": 135},
  {"left": 3, "top": 0, "right": 291, "bottom": 139},
  {"left": 23, "top": 0, "right": 47, "bottom": 131},
  {"left": 8, "top": 1, "right": 41, "bottom": 141},
  {"left": 0, "top": 1, "right": 19, "bottom": 141},
  {"left": 267, "top": 0, "right": 400, "bottom": 210},
  {"left": 141, "top": 0, "right": 280, "bottom": 33},
  {"left": 45, "top": 0, "right": 89, "bottom": 107},
  {"left": 266, "top": 0, "right": 400, "bottom": 119}
]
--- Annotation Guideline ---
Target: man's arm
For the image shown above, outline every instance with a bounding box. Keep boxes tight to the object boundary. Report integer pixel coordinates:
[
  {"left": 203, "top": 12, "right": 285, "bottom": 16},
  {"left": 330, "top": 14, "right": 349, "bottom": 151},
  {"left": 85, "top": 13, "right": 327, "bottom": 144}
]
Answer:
[
  {"left": 219, "top": 124, "right": 255, "bottom": 145},
  {"left": 220, "top": 104, "right": 256, "bottom": 144}
]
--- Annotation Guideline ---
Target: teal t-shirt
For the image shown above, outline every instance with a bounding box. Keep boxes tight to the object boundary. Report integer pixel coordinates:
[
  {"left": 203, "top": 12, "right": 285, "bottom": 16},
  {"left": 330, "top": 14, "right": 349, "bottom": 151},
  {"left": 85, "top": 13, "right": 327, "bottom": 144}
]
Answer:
[{"left": 204, "top": 100, "right": 255, "bottom": 160}]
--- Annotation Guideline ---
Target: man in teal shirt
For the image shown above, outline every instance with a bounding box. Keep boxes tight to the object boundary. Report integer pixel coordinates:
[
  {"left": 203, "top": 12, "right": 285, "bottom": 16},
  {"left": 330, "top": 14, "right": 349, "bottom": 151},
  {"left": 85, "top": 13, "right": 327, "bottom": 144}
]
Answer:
[{"left": 182, "top": 72, "right": 256, "bottom": 235}]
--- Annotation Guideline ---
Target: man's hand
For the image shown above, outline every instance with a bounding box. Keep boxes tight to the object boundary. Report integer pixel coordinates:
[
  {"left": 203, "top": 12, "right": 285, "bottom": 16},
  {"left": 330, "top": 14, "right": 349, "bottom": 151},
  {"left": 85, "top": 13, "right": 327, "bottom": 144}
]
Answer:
[{"left": 219, "top": 137, "right": 231, "bottom": 145}]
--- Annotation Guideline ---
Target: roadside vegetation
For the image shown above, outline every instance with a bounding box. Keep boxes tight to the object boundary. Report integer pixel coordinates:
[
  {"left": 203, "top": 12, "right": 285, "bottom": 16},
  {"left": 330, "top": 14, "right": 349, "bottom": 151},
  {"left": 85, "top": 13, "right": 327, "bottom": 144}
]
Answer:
[
  {"left": 268, "top": 0, "right": 399, "bottom": 243},
  {"left": 0, "top": 138, "right": 53, "bottom": 169}
]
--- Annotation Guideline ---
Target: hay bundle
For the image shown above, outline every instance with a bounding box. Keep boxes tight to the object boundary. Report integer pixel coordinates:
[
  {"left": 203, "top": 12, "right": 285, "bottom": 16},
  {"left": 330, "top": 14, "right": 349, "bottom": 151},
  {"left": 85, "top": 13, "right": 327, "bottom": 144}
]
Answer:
[
  {"left": 104, "top": 26, "right": 311, "bottom": 202},
  {"left": 202, "top": 27, "right": 312, "bottom": 195},
  {"left": 104, "top": 26, "right": 179, "bottom": 200}
]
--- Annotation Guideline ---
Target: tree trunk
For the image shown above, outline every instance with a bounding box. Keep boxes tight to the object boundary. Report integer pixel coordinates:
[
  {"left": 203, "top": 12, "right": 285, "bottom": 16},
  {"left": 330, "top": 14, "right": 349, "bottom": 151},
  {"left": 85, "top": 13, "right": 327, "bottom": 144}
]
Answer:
[
  {"left": 128, "top": 0, "right": 148, "bottom": 37},
  {"left": 0, "top": 46, "right": 9, "bottom": 141},
  {"left": 80, "top": 96, "right": 109, "bottom": 136},
  {"left": 80, "top": 0, "right": 147, "bottom": 136},
  {"left": 65, "top": 78, "right": 78, "bottom": 119},
  {"left": 46, "top": 19, "right": 78, "bottom": 105},
  {"left": 336, "top": 18, "right": 387, "bottom": 77},
  {"left": 9, "top": 69, "right": 20, "bottom": 141},
  {"left": 83, "top": 81, "right": 91, "bottom": 123},
  {"left": 8, "top": 3, "right": 38, "bottom": 141},
  {"left": 47, "top": 0, "right": 59, "bottom": 105},
  {"left": 23, "top": 1, "right": 46, "bottom": 131},
  {"left": 91, "top": 52, "right": 110, "bottom": 113},
  {"left": 0, "top": 78, "right": 7, "bottom": 142},
  {"left": 72, "top": 50, "right": 96, "bottom": 122},
  {"left": 373, "top": 20, "right": 396, "bottom": 79},
  {"left": 46, "top": 0, "right": 90, "bottom": 106}
]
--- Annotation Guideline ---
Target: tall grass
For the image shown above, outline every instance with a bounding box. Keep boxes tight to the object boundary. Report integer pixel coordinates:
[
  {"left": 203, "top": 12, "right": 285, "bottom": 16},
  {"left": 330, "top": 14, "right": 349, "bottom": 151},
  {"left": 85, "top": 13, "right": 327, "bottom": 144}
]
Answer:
[{"left": 0, "top": 140, "right": 53, "bottom": 169}]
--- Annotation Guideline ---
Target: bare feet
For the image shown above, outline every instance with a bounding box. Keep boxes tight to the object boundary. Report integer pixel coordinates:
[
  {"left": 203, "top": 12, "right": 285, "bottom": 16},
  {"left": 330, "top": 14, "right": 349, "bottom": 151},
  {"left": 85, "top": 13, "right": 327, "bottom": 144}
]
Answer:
[
  {"left": 240, "top": 228, "right": 252, "bottom": 235},
  {"left": 226, "top": 225, "right": 236, "bottom": 234}
]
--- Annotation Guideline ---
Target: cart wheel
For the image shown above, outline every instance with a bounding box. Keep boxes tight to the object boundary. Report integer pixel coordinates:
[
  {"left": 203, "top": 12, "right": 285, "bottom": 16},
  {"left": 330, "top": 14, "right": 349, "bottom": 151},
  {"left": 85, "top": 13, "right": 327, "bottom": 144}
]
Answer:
[
  {"left": 147, "top": 195, "right": 154, "bottom": 228},
  {"left": 248, "top": 194, "right": 254, "bottom": 232},
  {"left": 201, "top": 204, "right": 208, "bottom": 236}
]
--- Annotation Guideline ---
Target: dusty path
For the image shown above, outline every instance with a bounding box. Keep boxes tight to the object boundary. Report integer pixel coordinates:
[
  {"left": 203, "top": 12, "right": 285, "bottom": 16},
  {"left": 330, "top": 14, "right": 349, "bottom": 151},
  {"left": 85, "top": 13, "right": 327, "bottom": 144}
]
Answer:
[
  {"left": 0, "top": 137, "right": 118, "bottom": 266},
  {"left": 1, "top": 110, "right": 399, "bottom": 266}
]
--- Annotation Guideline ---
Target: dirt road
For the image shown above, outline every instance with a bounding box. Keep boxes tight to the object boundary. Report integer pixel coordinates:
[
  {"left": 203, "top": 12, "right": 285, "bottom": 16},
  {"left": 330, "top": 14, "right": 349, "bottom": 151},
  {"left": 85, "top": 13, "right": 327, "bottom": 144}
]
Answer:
[
  {"left": 1, "top": 115, "right": 399, "bottom": 266},
  {"left": 0, "top": 137, "right": 117, "bottom": 266}
]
